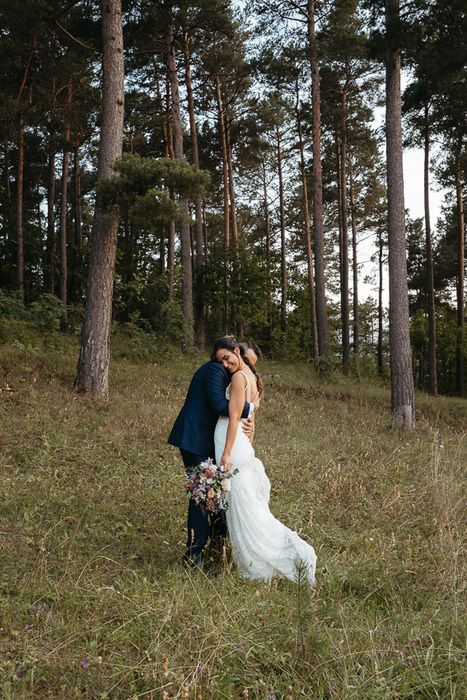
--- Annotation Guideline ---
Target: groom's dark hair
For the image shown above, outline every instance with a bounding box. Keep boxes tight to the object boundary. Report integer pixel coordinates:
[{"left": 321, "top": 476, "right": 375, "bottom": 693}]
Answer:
[{"left": 239, "top": 339, "right": 262, "bottom": 359}]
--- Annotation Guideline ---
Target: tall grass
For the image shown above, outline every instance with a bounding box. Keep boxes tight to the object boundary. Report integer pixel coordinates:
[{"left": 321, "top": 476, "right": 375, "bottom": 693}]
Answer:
[{"left": 1, "top": 330, "right": 465, "bottom": 698}]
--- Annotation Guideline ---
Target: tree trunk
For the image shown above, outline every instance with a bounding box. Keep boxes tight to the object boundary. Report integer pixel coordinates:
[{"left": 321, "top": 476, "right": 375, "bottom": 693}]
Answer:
[
  {"left": 455, "top": 146, "right": 465, "bottom": 395},
  {"left": 295, "top": 88, "right": 318, "bottom": 359},
  {"left": 183, "top": 29, "right": 205, "bottom": 349},
  {"left": 423, "top": 106, "right": 437, "bottom": 395},
  {"left": 17, "top": 114, "right": 25, "bottom": 303},
  {"left": 72, "top": 140, "right": 82, "bottom": 302},
  {"left": 276, "top": 127, "right": 287, "bottom": 349},
  {"left": 46, "top": 141, "right": 56, "bottom": 294},
  {"left": 377, "top": 229, "right": 384, "bottom": 376},
  {"left": 226, "top": 115, "right": 242, "bottom": 335},
  {"left": 75, "top": 0, "right": 124, "bottom": 399},
  {"left": 215, "top": 73, "right": 230, "bottom": 333},
  {"left": 4, "top": 143, "right": 11, "bottom": 200},
  {"left": 307, "top": 0, "right": 329, "bottom": 358},
  {"left": 225, "top": 116, "right": 239, "bottom": 252},
  {"left": 262, "top": 159, "right": 273, "bottom": 342},
  {"left": 59, "top": 81, "right": 72, "bottom": 326},
  {"left": 162, "top": 77, "right": 175, "bottom": 302},
  {"left": 349, "top": 161, "right": 359, "bottom": 357},
  {"left": 385, "top": 0, "right": 415, "bottom": 427},
  {"left": 339, "top": 87, "right": 350, "bottom": 375},
  {"left": 166, "top": 22, "right": 193, "bottom": 349}
]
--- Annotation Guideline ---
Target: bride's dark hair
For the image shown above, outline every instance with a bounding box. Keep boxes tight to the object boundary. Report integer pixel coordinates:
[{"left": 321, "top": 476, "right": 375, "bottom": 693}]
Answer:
[{"left": 211, "top": 336, "right": 263, "bottom": 397}]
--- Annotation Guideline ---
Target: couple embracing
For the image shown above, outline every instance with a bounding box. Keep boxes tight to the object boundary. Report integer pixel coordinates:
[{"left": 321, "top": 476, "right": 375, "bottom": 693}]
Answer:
[{"left": 168, "top": 336, "right": 316, "bottom": 585}]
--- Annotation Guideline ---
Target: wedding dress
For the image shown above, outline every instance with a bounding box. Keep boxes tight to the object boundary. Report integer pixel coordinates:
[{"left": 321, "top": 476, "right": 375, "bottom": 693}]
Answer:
[{"left": 214, "top": 371, "right": 317, "bottom": 585}]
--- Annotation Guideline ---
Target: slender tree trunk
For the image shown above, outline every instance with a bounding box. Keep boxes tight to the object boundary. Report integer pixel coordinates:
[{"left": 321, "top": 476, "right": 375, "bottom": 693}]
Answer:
[
  {"left": 4, "top": 144, "right": 11, "bottom": 200},
  {"left": 423, "top": 106, "right": 437, "bottom": 395},
  {"left": 166, "top": 23, "right": 193, "bottom": 349},
  {"left": 262, "top": 160, "right": 273, "bottom": 342},
  {"left": 17, "top": 114, "right": 25, "bottom": 303},
  {"left": 307, "top": 0, "right": 329, "bottom": 358},
  {"left": 60, "top": 81, "right": 72, "bottom": 326},
  {"left": 339, "top": 87, "right": 350, "bottom": 375},
  {"left": 215, "top": 74, "right": 230, "bottom": 333},
  {"left": 72, "top": 140, "right": 82, "bottom": 302},
  {"left": 215, "top": 75, "right": 230, "bottom": 252},
  {"left": 46, "top": 141, "right": 56, "bottom": 294},
  {"left": 276, "top": 127, "right": 287, "bottom": 349},
  {"left": 349, "top": 161, "right": 359, "bottom": 357},
  {"left": 385, "top": 0, "right": 415, "bottom": 427},
  {"left": 455, "top": 146, "right": 465, "bottom": 395},
  {"left": 183, "top": 29, "right": 205, "bottom": 349},
  {"left": 225, "top": 116, "right": 239, "bottom": 252},
  {"left": 75, "top": 0, "right": 124, "bottom": 399},
  {"left": 377, "top": 229, "right": 384, "bottom": 376},
  {"left": 226, "top": 115, "right": 242, "bottom": 335},
  {"left": 162, "top": 77, "right": 175, "bottom": 302},
  {"left": 295, "top": 89, "right": 318, "bottom": 359},
  {"left": 3, "top": 144, "right": 13, "bottom": 267}
]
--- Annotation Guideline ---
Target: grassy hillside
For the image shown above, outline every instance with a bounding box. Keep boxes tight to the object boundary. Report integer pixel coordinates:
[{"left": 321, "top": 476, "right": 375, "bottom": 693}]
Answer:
[{"left": 1, "top": 330, "right": 466, "bottom": 699}]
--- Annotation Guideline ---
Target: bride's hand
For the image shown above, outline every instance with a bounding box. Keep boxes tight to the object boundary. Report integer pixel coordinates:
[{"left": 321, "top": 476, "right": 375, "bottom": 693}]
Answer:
[{"left": 220, "top": 452, "right": 232, "bottom": 472}]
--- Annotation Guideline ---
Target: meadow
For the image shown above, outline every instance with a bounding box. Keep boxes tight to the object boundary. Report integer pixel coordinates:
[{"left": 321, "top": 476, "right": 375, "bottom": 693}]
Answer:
[{"left": 1, "top": 327, "right": 466, "bottom": 699}]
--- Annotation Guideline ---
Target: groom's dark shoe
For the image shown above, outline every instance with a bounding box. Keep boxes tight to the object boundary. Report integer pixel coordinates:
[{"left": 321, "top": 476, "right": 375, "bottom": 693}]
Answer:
[{"left": 182, "top": 548, "right": 204, "bottom": 569}]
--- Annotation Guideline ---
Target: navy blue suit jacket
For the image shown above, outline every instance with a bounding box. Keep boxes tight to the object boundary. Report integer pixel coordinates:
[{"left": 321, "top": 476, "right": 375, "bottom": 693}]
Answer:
[{"left": 168, "top": 361, "right": 250, "bottom": 457}]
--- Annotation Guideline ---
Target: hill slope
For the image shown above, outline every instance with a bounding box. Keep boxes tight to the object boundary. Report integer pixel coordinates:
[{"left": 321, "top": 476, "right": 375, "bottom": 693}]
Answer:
[{"left": 1, "top": 333, "right": 466, "bottom": 699}]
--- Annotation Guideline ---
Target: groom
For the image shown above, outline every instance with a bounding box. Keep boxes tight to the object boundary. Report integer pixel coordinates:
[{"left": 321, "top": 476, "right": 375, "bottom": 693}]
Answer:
[{"left": 168, "top": 342, "right": 258, "bottom": 567}]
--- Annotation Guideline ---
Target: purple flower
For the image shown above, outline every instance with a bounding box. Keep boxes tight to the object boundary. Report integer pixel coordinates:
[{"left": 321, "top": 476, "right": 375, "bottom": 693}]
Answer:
[
  {"left": 196, "top": 665, "right": 205, "bottom": 675},
  {"left": 82, "top": 658, "right": 90, "bottom": 669}
]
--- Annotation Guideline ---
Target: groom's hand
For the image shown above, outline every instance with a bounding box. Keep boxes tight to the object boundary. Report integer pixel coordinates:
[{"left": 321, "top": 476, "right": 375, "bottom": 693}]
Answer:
[{"left": 242, "top": 416, "right": 255, "bottom": 442}]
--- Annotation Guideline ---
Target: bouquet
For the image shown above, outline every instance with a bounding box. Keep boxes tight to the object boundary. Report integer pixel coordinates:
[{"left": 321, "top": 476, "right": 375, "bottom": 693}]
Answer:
[{"left": 185, "top": 458, "right": 237, "bottom": 514}]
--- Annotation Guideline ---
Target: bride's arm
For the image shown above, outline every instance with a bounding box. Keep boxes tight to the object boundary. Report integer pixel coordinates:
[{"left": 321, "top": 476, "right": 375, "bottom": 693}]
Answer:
[{"left": 219, "top": 372, "right": 246, "bottom": 471}]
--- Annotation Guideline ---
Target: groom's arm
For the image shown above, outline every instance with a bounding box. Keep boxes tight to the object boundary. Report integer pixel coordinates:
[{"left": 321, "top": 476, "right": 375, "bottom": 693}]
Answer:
[{"left": 205, "top": 363, "right": 251, "bottom": 419}]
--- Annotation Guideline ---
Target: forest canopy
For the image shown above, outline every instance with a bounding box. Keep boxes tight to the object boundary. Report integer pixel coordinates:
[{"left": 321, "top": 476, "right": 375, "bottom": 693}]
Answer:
[{"left": 0, "top": 0, "right": 465, "bottom": 399}]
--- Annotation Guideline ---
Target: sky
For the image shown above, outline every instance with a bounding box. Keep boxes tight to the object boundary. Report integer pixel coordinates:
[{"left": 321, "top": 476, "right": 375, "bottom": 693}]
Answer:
[{"left": 358, "top": 144, "right": 448, "bottom": 306}]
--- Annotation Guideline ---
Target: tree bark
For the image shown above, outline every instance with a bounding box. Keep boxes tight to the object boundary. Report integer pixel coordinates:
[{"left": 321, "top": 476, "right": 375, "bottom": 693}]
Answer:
[
  {"left": 455, "top": 146, "right": 465, "bottom": 395},
  {"left": 377, "top": 229, "right": 384, "bottom": 376},
  {"left": 339, "top": 86, "right": 350, "bottom": 375},
  {"left": 59, "top": 81, "right": 72, "bottom": 326},
  {"left": 166, "top": 22, "right": 193, "bottom": 349},
  {"left": 307, "top": 0, "right": 329, "bottom": 358},
  {"left": 215, "top": 73, "right": 230, "bottom": 333},
  {"left": 46, "top": 140, "right": 56, "bottom": 295},
  {"left": 423, "top": 106, "right": 437, "bottom": 395},
  {"left": 385, "top": 0, "right": 415, "bottom": 427},
  {"left": 75, "top": 0, "right": 124, "bottom": 399},
  {"left": 183, "top": 29, "right": 205, "bottom": 349},
  {"left": 349, "top": 161, "right": 359, "bottom": 357},
  {"left": 225, "top": 116, "right": 239, "bottom": 252},
  {"left": 162, "top": 76, "right": 175, "bottom": 302},
  {"left": 295, "top": 88, "right": 318, "bottom": 359},
  {"left": 276, "top": 127, "right": 287, "bottom": 349},
  {"left": 72, "top": 140, "right": 82, "bottom": 302},
  {"left": 262, "top": 159, "right": 273, "bottom": 342},
  {"left": 17, "top": 114, "right": 25, "bottom": 303},
  {"left": 4, "top": 144, "right": 11, "bottom": 201}
]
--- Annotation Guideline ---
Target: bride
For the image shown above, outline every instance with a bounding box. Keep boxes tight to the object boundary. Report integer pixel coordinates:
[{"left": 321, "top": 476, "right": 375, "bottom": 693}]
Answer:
[{"left": 212, "top": 337, "right": 317, "bottom": 585}]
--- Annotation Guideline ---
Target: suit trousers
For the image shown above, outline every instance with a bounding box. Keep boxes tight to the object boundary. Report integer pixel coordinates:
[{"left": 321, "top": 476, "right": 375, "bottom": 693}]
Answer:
[{"left": 180, "top": 449, "right": 227, "bottom": 563}]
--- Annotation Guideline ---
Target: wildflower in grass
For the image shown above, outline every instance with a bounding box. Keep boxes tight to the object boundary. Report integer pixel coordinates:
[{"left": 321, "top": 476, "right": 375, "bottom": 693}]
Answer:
[
  {"left": 185, "top": 458, "right": 238, "bottom": 513},
  {"left": 82, "top": 658, "right": 90, "bottom": 669}
]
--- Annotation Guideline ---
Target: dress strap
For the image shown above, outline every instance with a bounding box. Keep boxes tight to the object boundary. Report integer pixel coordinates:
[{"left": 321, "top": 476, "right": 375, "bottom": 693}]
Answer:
[{"left": 236, "top": 370, "right": 251, "bottom": 402}]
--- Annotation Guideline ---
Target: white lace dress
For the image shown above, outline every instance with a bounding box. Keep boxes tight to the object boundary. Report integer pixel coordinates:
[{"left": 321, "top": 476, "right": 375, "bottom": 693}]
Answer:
[{"left": 214, "top": 371, "right": 317, "bottom": 584}]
